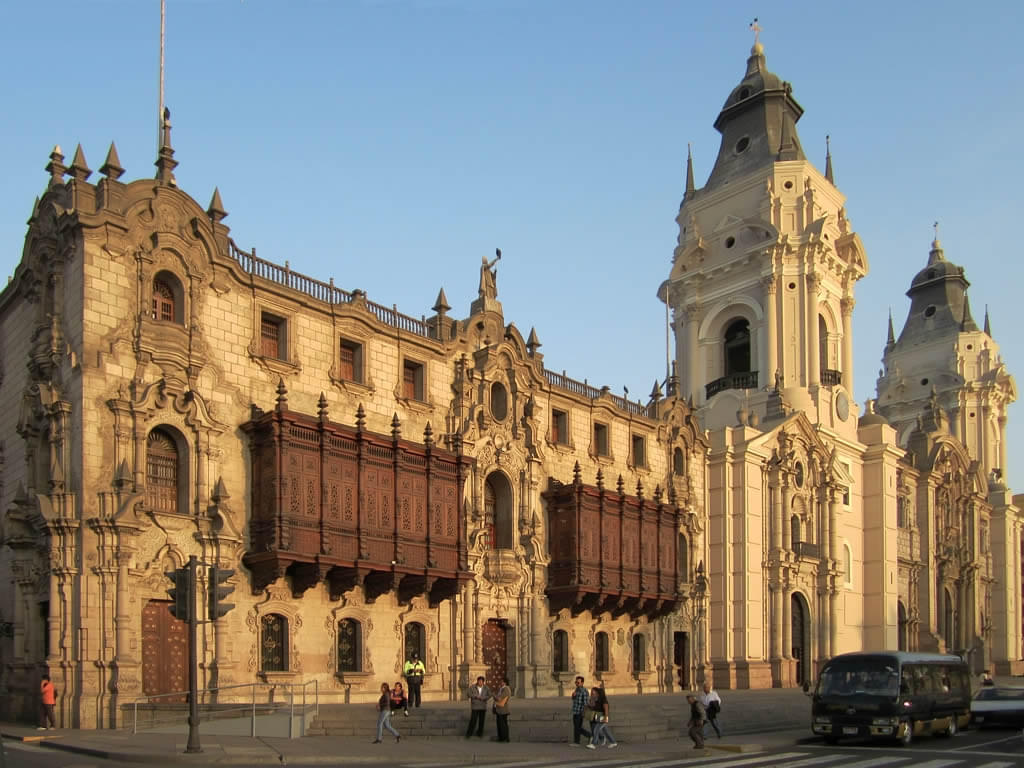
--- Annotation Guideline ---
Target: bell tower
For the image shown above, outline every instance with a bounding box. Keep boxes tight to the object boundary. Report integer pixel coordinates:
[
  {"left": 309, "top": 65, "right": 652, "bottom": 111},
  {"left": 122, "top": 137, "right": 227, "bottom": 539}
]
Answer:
[{"left": 660, "top": 38, "right": 868, "bottom": 432}]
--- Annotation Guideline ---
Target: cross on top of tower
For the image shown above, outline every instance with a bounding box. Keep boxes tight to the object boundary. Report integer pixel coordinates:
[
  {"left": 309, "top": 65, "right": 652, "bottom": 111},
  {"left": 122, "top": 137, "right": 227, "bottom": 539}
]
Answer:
[{"left": 750, "top": 18, "right": 762, "bottom": 44}]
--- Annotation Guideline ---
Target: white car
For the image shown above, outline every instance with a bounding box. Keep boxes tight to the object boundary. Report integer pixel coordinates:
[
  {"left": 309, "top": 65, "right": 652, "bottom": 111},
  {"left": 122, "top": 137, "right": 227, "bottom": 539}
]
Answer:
[{"left": 970, "top": 686, "right": 1024, "bottom": 727}]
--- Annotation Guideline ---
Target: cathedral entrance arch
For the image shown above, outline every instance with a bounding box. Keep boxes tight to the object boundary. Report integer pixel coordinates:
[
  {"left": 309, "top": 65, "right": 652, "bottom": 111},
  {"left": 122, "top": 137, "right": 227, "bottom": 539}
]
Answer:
[
  {"left": 482, "top": 618, "right": 511, "bottom": 691},
  {"left": 141, "top": 600, "right": 187, "bottom": 701},
  {"left": 791, "top": 592, "right": 811, "bottom": 688}
]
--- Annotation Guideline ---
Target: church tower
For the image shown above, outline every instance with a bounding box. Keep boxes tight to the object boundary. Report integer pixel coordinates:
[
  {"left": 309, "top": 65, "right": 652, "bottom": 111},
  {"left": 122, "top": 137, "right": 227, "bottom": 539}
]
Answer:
[
  {"left": 876, "top": 235, "right": 1017, "bottom": 482},
  {"left": 661, "top": 37, "right": 868, "bottom": 433}
]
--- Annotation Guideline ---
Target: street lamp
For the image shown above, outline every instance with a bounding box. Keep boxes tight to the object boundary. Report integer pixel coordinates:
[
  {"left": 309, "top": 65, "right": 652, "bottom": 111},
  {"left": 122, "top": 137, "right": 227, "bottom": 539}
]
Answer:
[{"left": 693, "top": 561, "right": 707, "bottom": 684}]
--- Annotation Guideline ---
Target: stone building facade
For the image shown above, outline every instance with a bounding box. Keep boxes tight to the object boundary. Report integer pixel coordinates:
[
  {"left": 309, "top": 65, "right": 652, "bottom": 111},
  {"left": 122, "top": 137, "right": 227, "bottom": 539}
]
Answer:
[{"left": 0, "top": 41, "right": 1019, "bottom": 728}]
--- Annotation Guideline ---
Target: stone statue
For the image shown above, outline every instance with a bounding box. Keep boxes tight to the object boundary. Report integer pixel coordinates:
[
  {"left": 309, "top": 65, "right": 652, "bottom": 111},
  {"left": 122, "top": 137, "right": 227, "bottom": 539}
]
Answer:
[{"left": 479, "top": 248, "right": 501, "bottom": 300}]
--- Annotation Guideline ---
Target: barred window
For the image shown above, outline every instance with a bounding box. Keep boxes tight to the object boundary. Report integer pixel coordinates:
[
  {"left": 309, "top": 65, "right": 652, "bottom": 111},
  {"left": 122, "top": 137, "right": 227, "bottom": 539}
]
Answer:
[
  {"left": 553, "top": 630, "right": 569, "bottom": 673},
  {"left": 337, "top": 618, "right": 361, "bottom": 672},
  {"left": 261, "top": 614, "right": 287, "bottom": 672},
  {"left": 152, "top": 279, "right": 175, "bottom": 322},
  {"left": 261, "top": 313, "right": 286, "bottom": 360},
  {"left": 595, "top": 632, "right": 609, "bottom": 673},
  {"left": 404, "top": 621, "right": 426, "bottom": 662},
  {"left": 632, "top": 633, "right": 647, "bottom": 672},
  {"left": 146, "top": 429, "right": 178, "bottom": 514}
]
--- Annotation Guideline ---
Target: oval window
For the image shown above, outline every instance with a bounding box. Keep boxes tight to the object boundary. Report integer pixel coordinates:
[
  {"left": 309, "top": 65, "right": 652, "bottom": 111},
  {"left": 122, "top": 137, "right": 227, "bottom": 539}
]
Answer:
[
  {"left": 794, "top": 461, "right": 804, "bottom": 488},
  {"left": 735, "top": 136, "right": 750, "bottom": 153},
  {"left": 491, "top": 382, "right": 508, "bottom": 421}
]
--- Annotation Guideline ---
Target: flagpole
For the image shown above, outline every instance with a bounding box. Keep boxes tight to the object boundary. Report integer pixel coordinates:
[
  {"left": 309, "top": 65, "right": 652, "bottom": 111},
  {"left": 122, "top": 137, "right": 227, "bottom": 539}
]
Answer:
[{"left": 159, "top": 0, "right": 166, "bottom": 149}]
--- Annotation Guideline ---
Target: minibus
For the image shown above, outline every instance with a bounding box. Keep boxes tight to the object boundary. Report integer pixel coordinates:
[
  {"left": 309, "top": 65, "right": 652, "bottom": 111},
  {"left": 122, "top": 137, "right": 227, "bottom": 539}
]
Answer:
[{"left": 811, "top": 651, "right": 970, "bottom": 745}]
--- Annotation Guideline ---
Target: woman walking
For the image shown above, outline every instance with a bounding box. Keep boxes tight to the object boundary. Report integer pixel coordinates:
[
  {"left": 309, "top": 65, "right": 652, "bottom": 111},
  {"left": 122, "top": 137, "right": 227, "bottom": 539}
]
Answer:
[
  {"left": 586, "top": 686, "right": 618, "bottom": 749},
  {"left": 373, "top": 682, "right": 401, "bottom": 743}
]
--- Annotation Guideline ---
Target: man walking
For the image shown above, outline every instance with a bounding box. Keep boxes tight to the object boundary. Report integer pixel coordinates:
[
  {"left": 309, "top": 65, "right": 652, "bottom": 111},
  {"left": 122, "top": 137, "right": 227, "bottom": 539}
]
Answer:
[
  {"left": 403, "top": 652, "right": 426, "bottom": 709},
  {"left": 569, "top": 675, "right": 591, "bottom": 746},
  {"left": 465, "top": 675, "right": 491, "bottom": 739},
  {"left": 698, "top": 680, "right": 722, "bottom": 738},
  {"left": 686, "top": 692, "right": 706, "bottom": 749}
]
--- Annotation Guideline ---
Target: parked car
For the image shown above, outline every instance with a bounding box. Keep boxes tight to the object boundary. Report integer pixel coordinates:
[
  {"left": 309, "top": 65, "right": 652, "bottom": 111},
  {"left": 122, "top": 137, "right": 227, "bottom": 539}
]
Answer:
[{"left": 971, "top": 687, "right": 1024, "bottom": 727}]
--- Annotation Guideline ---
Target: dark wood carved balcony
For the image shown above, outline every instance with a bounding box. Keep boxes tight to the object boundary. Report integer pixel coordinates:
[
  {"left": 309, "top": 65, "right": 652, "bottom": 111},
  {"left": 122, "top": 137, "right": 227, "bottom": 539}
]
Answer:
[
  {"left": 705, "top": 371, "right": 758, "bottom": 399},
  {"left": 542, "top": 466, "right": 681, "bottom": 620},
  {"left": 241, "top": 383, "right": 473, "bottom": 605},
  {"left": 820, "top": 369, "right": 842, "bottom": 387}
]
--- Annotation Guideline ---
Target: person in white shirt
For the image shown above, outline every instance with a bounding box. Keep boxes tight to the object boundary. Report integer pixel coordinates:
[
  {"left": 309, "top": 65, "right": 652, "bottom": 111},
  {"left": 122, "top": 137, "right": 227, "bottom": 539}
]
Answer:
[{"left": 698, "top": 681, "right": 722, "bottom": 738}]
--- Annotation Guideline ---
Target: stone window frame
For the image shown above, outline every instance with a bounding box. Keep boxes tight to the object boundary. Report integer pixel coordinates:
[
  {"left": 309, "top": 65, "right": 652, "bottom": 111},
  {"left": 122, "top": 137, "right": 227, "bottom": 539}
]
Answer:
[
  {"left": 325, "top": 606, "right": 374, "bottom": 683},
  {"left": 250, "top": 300, "right": 301, "bottom": 375},
  {"left": 151, "top": 270, "right": 185, "bottom": 325},
  {"left": 247, "top": 599, "right": 303, "bottom": 682}
]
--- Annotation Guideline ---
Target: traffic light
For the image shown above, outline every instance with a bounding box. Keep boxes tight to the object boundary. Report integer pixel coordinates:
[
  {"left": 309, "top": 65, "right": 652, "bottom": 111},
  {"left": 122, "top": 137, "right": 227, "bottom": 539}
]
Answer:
[
  {"left": 208, "top": 565, "right": 235, "bottom": 620},
  {"left": 166, "top": 566, "right": 191, "bottom": 622}
]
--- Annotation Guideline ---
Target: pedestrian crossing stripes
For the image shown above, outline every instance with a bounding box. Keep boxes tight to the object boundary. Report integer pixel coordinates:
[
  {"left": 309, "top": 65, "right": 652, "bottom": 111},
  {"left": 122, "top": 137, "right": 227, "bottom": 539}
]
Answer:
[{"left": 408, "top": 750, "right": 1022, "bottom": 768}]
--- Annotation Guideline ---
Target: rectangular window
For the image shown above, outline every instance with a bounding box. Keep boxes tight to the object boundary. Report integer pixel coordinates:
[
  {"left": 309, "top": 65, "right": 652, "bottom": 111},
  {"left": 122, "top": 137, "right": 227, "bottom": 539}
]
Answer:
[
  {"left": 631, "top": 434, "right": 646, "bottom": 468},
  {"left": 403, "top": 360, "right": 424, "bottom": 401},
  {"left": 594, "top": 422, "right": 609, "bottom": 456},
  {"left": 551, "top": 408, "right": 569, "bottom": 445},
  {"left": 339, "top": 338, "right": 363, "bottom": 383},
  {"left": 260, "top": 312, "right": 286, "bottom": 360}
]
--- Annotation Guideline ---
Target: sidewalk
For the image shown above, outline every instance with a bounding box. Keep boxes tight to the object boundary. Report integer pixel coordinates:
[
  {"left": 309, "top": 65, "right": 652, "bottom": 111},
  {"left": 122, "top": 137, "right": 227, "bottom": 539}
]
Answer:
[{"left": 0, "top": 723, "right": 809, "bottom": 765}]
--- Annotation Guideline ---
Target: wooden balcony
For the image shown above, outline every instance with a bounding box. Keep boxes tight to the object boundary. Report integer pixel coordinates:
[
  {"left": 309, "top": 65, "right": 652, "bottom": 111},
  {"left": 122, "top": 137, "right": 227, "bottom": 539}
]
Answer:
[
  {"left": 542, "top": 465, "right": 681, "bottom": 619},
  {"left": 241, "top": 383, "right": 473, "bottom": 604}
]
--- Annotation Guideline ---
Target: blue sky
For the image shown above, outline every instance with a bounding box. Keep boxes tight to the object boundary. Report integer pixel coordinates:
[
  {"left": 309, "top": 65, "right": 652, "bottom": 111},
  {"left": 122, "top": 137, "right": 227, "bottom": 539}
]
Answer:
[{"left": 1, "top": 1, "right": 1021, "bottom": 489}]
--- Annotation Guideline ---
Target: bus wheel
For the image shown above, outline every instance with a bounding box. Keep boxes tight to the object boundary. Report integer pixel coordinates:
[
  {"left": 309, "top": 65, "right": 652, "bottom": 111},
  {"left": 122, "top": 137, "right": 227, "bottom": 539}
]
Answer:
[
  {"left": 824, "top": 735, "right": 839, "bottom": 745},
  {"left": 898, "top": 720, "right": 913, "bottom": 746},
  {"left": 945, "top": 716, "right": 958, "bottom": 736}
]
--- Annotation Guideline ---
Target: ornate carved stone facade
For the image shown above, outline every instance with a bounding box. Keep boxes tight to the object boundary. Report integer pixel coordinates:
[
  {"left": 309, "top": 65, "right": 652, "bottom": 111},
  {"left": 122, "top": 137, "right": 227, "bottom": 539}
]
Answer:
[{"left": 0, "top": 42, "right": 1018, "bottom": 729}]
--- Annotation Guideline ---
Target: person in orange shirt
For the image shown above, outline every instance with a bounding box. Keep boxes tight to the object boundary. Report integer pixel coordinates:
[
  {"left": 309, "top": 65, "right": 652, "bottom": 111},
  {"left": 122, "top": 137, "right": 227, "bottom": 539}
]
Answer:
[{"left": 38, "top": 674, "right": 56, "bottom": 730}]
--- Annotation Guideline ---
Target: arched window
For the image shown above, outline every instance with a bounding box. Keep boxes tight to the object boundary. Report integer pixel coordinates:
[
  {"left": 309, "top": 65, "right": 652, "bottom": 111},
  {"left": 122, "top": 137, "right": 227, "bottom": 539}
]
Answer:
[
  {"left": 678, "top": 533, "right": 689, "bottom": 581},
  {"left": 632, "top": 633, "right": 647, "bottom": 673},
  {"left": 261, "top": 614, "right": 287, "bottom": 672},
  {"left": 818, "top": 314, "right": 829, "bottom": 370},
  {"left": 151, "top": 272, "right": 183, "bottom": 324},
  {"left": 673, "top": 447, "right": 685, "bottom": 476},
  {"left": 595, "top": 632, "right": 609, "bottom": 673},
  {"left": 337, "top": 618, "right": 362, "bottom": 672},
  {"left": 146, "top": 428, "right": 179, "bottom": 514},
  {"left": 724, "top": 319, "right": 751, "bottom": 376},
  {"left": 485, "top": 472, "right": 514, "bottom": 550},
  {"left": 553, "top": 630, "right": 569, "bottom": 673},
  {"left": 404, "top": 621, "right": 426, "bottom": 662},
  {"left": 790, "top": 515, "right": 801, "bottom": 548}
]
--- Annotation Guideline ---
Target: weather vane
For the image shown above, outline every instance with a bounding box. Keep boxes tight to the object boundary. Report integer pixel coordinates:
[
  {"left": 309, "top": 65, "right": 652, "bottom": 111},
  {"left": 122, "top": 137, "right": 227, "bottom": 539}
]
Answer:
[{"left": 750, "top": 17, "right": 762, "bottom": 44}]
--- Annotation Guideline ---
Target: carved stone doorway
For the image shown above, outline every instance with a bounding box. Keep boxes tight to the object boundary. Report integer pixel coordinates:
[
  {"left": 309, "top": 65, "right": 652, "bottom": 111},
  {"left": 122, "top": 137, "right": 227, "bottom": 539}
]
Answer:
[
  {"left": 142, "top": 600, "right": 187, "bottom": 701},
  {"left": 482, "top": 618, "right": 510, "bottom": 692},
  {"left": 673, "top": 631, "right": 690, "bottom": 690}
]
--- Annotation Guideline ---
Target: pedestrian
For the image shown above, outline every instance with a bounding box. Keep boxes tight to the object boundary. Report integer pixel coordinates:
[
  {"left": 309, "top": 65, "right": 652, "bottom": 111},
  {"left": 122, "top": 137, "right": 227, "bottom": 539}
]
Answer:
[
  {"left": 390, "top": 680, "right": 409, "bottom": 718},
  {"left": 569, "top": 675, "right": 592, "bottom": 746},
  {"left": 403, "top": 651, "right": 426, "bottom": 708},
  {"left": 686, "top": 692, "right": 706, "bottom": 749},
  {"left": 38, "top": 674, "right": 56, "bottom": 730},
  {"left": 494, "top": 676, "right": 512, "bottom": 742},
  {"left": 698, "top": 680, "right": 722, "bottom": 738},
  {"left": 586, "top": 686, "right": 618, "bottom": 749},
  {"left": 465, "top": 675, "right": 491, "bottom": 738},
  {"left": 373, "top": 682, "right": 401, "bottom": 743}
]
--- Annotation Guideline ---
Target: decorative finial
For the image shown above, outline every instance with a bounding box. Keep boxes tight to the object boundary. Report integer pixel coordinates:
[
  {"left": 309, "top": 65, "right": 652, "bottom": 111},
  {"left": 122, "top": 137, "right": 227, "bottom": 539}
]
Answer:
[
  {"left": 432, "top": 288, "right": 450, "bottom": 315},
  {"left": 99, "top": 142, "right": 124, "bottom": 180},
  {"left": 684, "top": 142, "right": 695, "bottom": 199},
  {"left": 526, "top": 327, "right": 541, "bottom": 356},
  {"left": 596, "top": 468, "right": 604, "bottom": 490},
  {"left": 391, "top": 412, "right": 402, "bottom": 441},
  {"left": 749, "top": 17, "right": 764, "bottom": 54},
  {"left": 208, "top": 187, "right": 228, "bottom": 223},
  {"left": 886, "top": 308, "right": 895, "bottom": 346},
  {"left": 275, "top": 378, "right": 288, "bottom": 411},
  {"left": 984, "top": 304, "right": 992, "bottom": 336},
  {"left": 68, "top": 144, "right": 92, "bottom": 182},
  {"left": 318, "top": 392, "right": 329, "bottom": 422},
  {"left": 46, "top": 145, "right": 67, "bottom": 188},
  {"left": 824, "top": 135, "right": 834, "bottom": 184},
  {"left": 155, "top": 106, "right": 178, "bottom": 185},
  {"left": 928, "top": 223, "right": 945, "bottom": 264},
  {"left": 573, "top": 461, "right": 582, "bottom": 486},
  {"left": 423, "top": 422, "right": 434, "bottom": 448},
  {"left": 355, "top": 403, "right": 366, "bottom": 432}
]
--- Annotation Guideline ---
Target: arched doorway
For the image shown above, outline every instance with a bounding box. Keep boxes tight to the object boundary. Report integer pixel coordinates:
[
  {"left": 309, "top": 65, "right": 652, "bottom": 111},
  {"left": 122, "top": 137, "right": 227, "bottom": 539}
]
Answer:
[
  {"left": 943, "top": 587, "right": 955, "bottom": 652},
  {"left": 724, "top": 318, "right": 751, "bottom": 376},
  {"left": 791, "top": 592, "right": 811, "bottom": 688},
  {"left": 484, "top": 472, "right": 514, "bottom": 549}
]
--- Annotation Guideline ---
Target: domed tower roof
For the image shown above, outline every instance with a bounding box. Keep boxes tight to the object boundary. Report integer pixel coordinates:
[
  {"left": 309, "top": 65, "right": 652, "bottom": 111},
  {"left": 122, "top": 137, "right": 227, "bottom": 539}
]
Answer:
[
  {"left": 896, "top": 233, "right": 978, "bottom": 345},
  {"left": 702, "top": 41, "right": 806, "bottom": 192}
]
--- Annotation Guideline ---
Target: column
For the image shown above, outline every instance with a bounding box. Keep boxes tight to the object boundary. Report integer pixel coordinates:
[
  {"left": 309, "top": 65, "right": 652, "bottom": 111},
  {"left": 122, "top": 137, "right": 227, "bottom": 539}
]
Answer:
[
  {"left": 762, "top": 276, "right": 778, "bottom": 383},
  {"left": 782, "top": 482, "right": 793, "bottom": 550},
  {"left": 771, "top": 584, "right": 782, "bottom": 660},
  {"left": 115, "top": 552, "right": 132, "bottom": 662},
  {"left": 687, "top": 306, "right": 701, "bottom": 401},
  {"left": 828, "top": 491, "right": 839, "bottom": 564},
  {"left": 806, "top": 274, "right": 820, "bottom": 387},
  {"left": 840, "top": 298, "right": 854, "bottom": 390}
]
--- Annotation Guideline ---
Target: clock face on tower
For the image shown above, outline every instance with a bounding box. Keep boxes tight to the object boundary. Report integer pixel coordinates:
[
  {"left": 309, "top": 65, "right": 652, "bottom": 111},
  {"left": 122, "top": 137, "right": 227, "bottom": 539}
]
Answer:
[{"left": 836, "top": 392, "right": 850, "bottom": 422}]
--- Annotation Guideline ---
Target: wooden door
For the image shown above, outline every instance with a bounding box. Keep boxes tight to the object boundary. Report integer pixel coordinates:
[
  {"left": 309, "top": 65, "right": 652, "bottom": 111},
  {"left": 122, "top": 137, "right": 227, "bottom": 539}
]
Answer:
[
  {"left": 673, "top": 631, "right": 690, "bottom": 690},
  {"left": 142, "top": 600, "right": 187, "bottom": 701},
  {"left": 482, "top": 619, "right": 508, "bottom": 692}
]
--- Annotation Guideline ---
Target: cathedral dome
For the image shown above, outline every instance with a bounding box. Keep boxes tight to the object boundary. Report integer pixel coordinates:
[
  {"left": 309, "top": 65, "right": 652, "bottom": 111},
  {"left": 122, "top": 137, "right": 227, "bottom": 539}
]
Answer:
[{"left": 896, "top": 236, "right": 978, "bottom": 344}]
